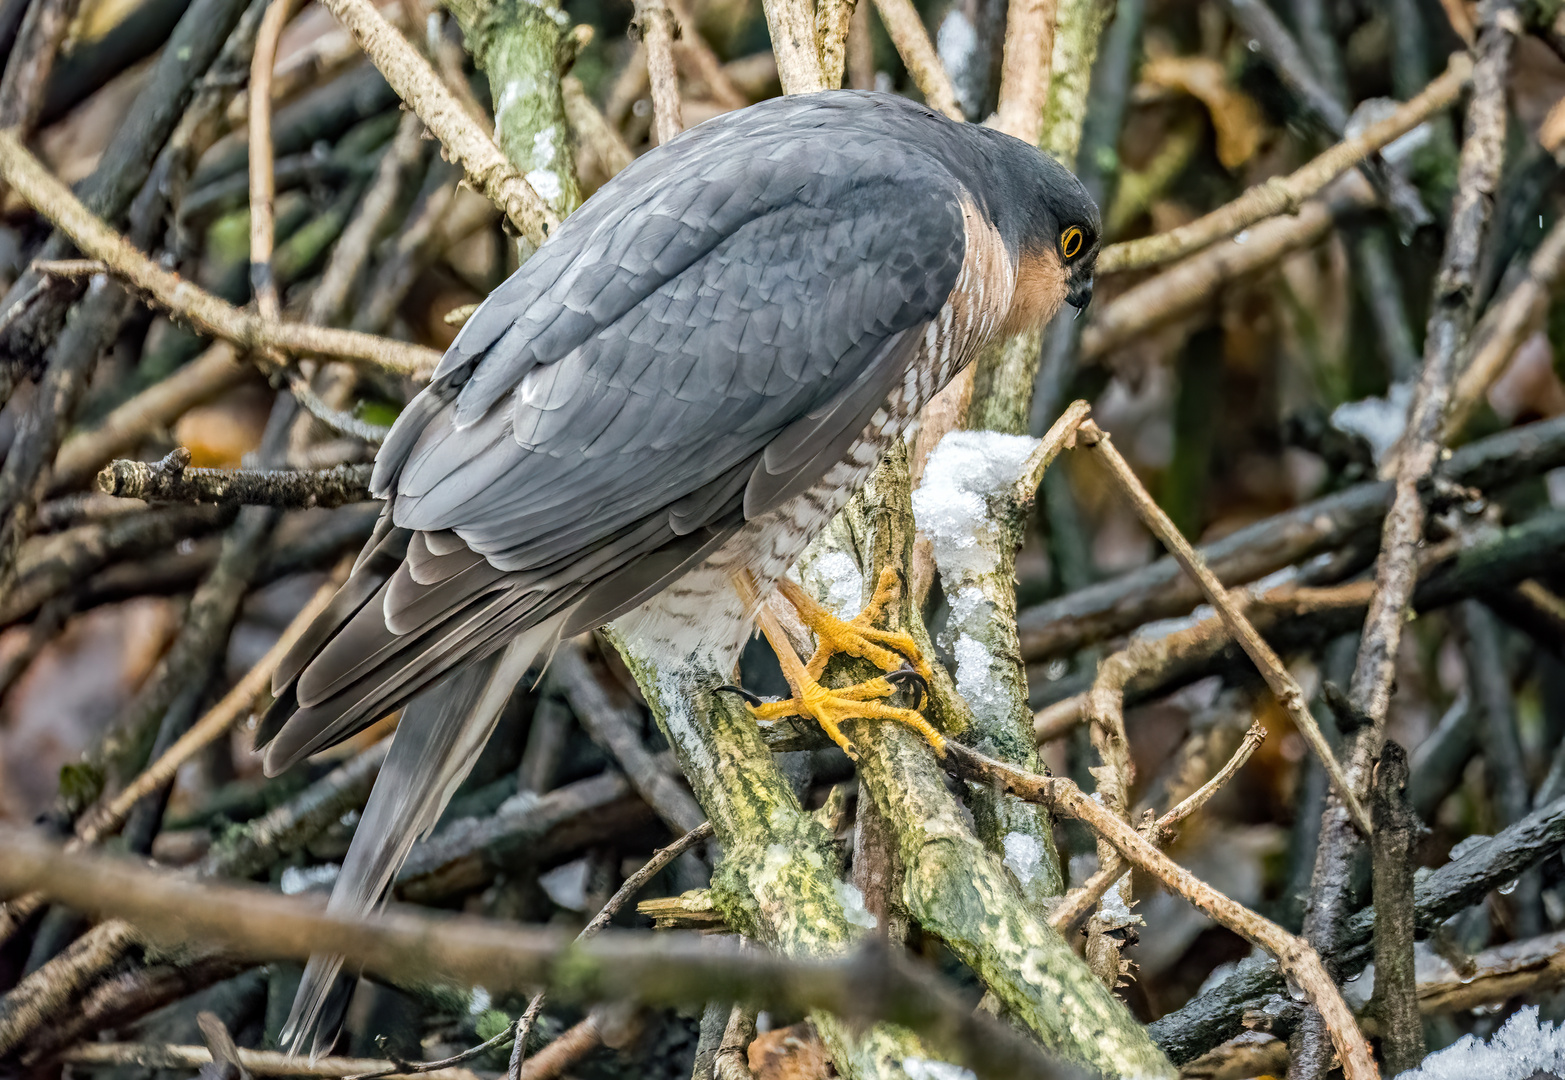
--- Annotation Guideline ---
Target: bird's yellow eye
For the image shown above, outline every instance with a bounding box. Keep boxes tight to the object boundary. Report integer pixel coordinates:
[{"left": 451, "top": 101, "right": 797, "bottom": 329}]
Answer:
[{"left": 1061, "top": 226, "right": 1084, "bottom": 260}]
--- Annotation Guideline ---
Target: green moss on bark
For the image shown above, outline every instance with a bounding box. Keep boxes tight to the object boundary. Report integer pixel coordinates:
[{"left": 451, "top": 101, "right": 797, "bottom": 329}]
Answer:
[{"left": 446, "top": 0, "right": 581, "bottom": 224}]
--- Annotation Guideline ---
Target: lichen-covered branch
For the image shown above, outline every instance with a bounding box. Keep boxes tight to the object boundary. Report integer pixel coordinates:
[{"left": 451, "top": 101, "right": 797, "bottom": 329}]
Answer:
[
  {"left": 605, "top": 630, "right": 948, "bottom": 1080},
  {"left": 96, "top": 448, "right": 374, "bottom": 509},
  {"left": 320, "top": 0, "right": 562, "bottom": 243},
  {"left": 908, "top": 405, "right": 1092, "bottom": 907},
  {"left": 826, "top": 442, "right": 1175, "bottom": 1078},
  {"left": 444, "top": 0, "right": 582, "bottom": 226},
  {"left": 761, "top": 0, "right": 825, "bottom": 94}
]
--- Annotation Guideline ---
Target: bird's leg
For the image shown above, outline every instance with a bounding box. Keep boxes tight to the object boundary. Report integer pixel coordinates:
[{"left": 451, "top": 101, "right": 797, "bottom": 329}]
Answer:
[{"left": 733, "top": 569, "right": 944, "bottom": 759}]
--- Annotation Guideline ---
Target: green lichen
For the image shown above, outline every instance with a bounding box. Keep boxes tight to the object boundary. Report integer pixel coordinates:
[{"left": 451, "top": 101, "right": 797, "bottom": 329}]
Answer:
[
  {"left": 447, "top": 0, "right": 581, "bottom": 228},
  {"left": 605, "top": 631, "right": 938, "bottom": 1079},
  {"left": 827, "top": 447, "right": 1173, "bottom": 1078}
]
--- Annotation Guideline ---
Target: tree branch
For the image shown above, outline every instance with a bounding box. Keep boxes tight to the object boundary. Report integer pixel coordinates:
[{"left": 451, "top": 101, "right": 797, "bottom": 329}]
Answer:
[{"left": 0, "top": 132, "right": 440, "bottom": 374}]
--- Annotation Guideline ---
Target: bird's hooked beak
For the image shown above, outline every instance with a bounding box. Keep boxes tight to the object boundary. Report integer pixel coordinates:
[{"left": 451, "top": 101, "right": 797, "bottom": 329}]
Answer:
[{"left": 1066, "top": 276, "right": 1094, "bottom": 319}]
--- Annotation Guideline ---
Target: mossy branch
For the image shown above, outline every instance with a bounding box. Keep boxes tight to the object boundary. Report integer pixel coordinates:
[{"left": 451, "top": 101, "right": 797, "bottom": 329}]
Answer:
[{"left": 816, "top": 441, "right": 1175, "bottom": 1079}]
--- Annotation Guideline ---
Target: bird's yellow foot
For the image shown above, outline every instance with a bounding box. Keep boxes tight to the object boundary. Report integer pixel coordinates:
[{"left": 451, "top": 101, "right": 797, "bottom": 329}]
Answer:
[
  {"left": 723, "top": 568, "right": 944, "bottom": 759},
  {"left": 781, "top": 570, "right": 935, "bottom": 685},
  {"left": 748, "top": 672, "right": 944, "bottom": 760}
]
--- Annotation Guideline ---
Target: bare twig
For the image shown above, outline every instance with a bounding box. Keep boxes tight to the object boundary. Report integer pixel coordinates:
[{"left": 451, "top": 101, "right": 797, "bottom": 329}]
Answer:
[
  {"left": 1048, "top": 708, "right": 1267, "bottom": 930},
  {"left": 992, "top": 0, "right": 1057, "bottom": 140},
  {"left": 1446, "top": 212, "right": 1565, "bottom": 436},
  {"left": 250, "top": 0, "right": 301, "bottom": 322},
  {"left": 0, "top": 827, "right": 1091, "bottom": 1080},
  {"left": 1161, "top": 719, "right": 1268, "bottom": 832},
  {"left": 96, "top": 448, "right": 374, "bottom": 508},
  {"left": 635, "top": 0, "right": 685, "bottom": 145},
  {"left": 1097, "top": 54, "right": 1472, "bottom": 274},
  {"left": 0, "top": 131, "right": 440, "bottom": 375},
  {"left": 943, "top": 744, "right": 1378, "bottom": 1080},
  {"left": 1079, "top": 420, "right": 1371, "bottom": 835},
  {"left": 0, "top": 0, "right": 82, "bottom": 136},
  {"left": 318, "top": 0, "right": 559, "bottom": 244},
  {"left": 762, "top": 0, "right": 826, "bottom": 93},
  {"left": 870, "top": 0, "right": 963, "bottom": 121}
]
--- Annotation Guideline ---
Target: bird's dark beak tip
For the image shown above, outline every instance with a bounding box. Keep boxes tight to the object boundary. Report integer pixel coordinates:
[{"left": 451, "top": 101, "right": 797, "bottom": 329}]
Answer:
[{"left": 1066, "top": 279, "right": 1094, "bottom": 316}]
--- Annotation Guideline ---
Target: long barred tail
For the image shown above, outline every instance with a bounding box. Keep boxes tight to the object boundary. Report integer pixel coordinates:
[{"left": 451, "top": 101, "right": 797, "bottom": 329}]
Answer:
[{"left": 280, "top": 617, "right": 562, "bottom": 1057}]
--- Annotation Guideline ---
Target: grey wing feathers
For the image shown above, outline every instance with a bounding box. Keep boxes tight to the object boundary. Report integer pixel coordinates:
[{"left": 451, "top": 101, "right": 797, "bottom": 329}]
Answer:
[{"left": 260, "top": 93, "right": 970, "bottom": 776}]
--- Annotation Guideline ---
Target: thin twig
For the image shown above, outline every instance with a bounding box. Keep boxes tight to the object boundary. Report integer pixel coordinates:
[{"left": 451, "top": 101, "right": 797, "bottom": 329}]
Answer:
[
  {"left": 502, "top": 821, "right": 713, "bottom": 1080},
  {"left": 1048, "top": 707, "right": 1267, "bottom": 930},
  {"left": 250, "top": 0, "right": 300, "bottom": 322},
  {"left": 1446, "top": 211, "right": 1565, "bottom": 436},
  {"left": 318, "top": 0, "right": 558, "bottom": 245},
  {"left": 1078, "top": 420, "right": 1372, "bottom": 835},
  {"left": 1097, "top": 53, "right": 1472, "bottom": 274},
  {"left": 870, "top": 0, "right": 962, "bottom": 121},
  {"left": 0, "top": 131, "right": 440, "bottom": 375},
  {"left": 942, "top": 744, "right": 1379, "bottom": 1080}
]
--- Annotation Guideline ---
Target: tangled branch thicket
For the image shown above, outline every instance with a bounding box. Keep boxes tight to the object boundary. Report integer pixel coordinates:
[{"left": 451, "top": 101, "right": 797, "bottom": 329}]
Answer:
[{"left": 0, "top": 0, "right": 1563, "bottom": 1074}]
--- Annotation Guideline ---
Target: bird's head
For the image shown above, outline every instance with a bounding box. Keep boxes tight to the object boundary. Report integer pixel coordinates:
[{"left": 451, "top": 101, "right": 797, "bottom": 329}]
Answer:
[
  {"left": 968, "top": 140, "right": 1101, "bottom": 335},
  {"left": 1027, "top": 153, "right": 1100, "bottom": 319}
]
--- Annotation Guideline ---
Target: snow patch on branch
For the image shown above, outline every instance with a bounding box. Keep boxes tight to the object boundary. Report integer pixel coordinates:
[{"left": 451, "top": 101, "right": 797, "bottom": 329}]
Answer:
[
  {"left": 1395, "top": 1005, "right": 1565, "bottom": 1079},
  {"left": 901, "top": 1057, "right": 976, "bottom": 1080},
  {"left": 912, "top": 430, "right": 1038, "bottom": 581},
  {"left": 912, "top": 431, "right": 1038, "bottom": 719},
  {"left": 1001, "top": 831, "right": 1044, "bottom": 887}
]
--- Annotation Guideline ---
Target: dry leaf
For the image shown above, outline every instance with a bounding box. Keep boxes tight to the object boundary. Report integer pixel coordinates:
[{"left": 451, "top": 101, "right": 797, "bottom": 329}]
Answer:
[
  {"left": 748, "top": 1022, "right": 834, "bottom": 1080},
  {"left": 1139, "top": 55, "right": 1264, "bottom": 170}
]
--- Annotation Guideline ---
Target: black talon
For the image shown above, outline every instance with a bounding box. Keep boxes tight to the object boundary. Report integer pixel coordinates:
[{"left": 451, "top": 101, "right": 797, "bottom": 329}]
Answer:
[
  {"left": 716, "top": 684, "right": 766, "bottom": 707},
  {"left": 886, "top": 666, "right": 927, "bottom": 709}
]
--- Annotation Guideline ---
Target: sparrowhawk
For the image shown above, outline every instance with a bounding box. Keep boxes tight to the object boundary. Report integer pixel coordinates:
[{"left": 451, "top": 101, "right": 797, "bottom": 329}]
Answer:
[{"left": 257, "top": 89, "right": 1099, "bottom": 1050}]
